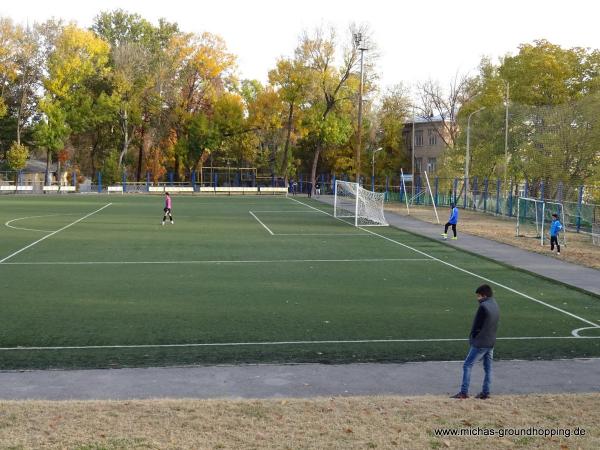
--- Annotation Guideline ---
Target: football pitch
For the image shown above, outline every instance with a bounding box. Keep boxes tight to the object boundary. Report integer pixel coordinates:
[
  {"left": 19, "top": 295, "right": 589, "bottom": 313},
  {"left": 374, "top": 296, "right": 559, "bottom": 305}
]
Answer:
[{"left": 0, "top": 194, "right": 599, "bottom": 370}]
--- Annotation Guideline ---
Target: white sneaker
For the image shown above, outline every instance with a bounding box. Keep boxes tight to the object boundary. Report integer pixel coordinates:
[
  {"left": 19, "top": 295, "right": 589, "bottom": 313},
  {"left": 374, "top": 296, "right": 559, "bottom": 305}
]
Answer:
[
  {"left": 557, "top": 252, "right": 560, "bottom": 255},
  {"left": 162, "top": 222, "right": 165, "bottom": 226},
  {"left": 170, "top": 220, "right": 174, "bottom": 225}
]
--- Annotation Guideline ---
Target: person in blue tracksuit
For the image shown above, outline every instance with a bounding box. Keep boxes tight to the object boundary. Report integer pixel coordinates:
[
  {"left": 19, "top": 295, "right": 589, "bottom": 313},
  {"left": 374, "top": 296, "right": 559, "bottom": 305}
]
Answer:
[
  {"left": 549, "top": 213, "right": 563, "bottom": 255},
  {"left": 442, "top": 203, "right": 459, "bottom": 240}
]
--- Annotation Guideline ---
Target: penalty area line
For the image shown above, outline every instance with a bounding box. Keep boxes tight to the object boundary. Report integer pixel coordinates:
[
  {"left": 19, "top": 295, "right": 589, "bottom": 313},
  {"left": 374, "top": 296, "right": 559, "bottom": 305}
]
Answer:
[
  {"left": 287, "top": 197, "right": 600, "bottom": 330},
  {"left": 249, "top": 211, "right": 274, "bottom": 235},
  {"left": 1, "top": 335, "right": 599, "bottom": 351}
]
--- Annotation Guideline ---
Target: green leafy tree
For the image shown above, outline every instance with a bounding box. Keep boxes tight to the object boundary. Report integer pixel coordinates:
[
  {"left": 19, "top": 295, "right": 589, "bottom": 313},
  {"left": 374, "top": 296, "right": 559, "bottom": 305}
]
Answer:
[
  {"left": 500, "top": 40, "right": 600, "bottom": 106},
  {"left": 268, "top": 58, "right": 310, "bottom": 183},
  {"left": 5, "top": 141, "right": 28, "bottom": 170},
  {"left": 33, "top": 98, "right": 70, "bottom": 177},
  {"left": 374, "top": 84, "right": 412, "bottom": 178},
  {"left": 295, "top": 25, "right": 373, "bottom": 190},
  {"left": 461, "top": 41, "right": 600, "bottom": 189},
  {"left": 41, "top": 24, "right": 113, "bottom": 177}
]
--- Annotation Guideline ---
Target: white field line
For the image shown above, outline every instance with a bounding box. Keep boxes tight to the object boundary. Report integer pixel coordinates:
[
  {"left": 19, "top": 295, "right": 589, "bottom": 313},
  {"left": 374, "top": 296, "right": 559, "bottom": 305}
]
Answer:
[
  {"left": 0, "top": 204, "right": 112, "bottom": 264},
  {"left": 571, "top": 326, "right": 600, "bottom": 337},
  {"left": 5, "top": 214, "right": 64, "bottom": 233},
  {"left": 274, "top": 234, "right": 367, "bottom": 236},
  {"left": 0, "top": 258, "right": 432, "bottom": 266},
  {"left": 249, "top": 211, "right": 274, "bottom": 235},
  {"left": 287, "top": 197, "right": 600, "bottom": 329},
  {"left": 1, "top": 335, "right": 599, "bottom": 351},
  {"left": 251, "top": 207, "right": 364, "bottom": 236},
  {"left": 250, "top": 210, "right": 322, "bottom": 213}
]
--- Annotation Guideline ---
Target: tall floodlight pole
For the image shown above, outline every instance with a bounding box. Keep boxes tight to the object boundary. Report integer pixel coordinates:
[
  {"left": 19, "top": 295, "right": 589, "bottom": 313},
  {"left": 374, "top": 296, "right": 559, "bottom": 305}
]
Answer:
[
  {"left": 504, "top": 81, "right": 510, "bottom": 188},
  {"left": 371, "top": 147, "right": 383, "bottom": 191},
  {"left": 354, "top": 32, "right": 367, "bottom": 184},
  {"left": 411, "top": 108, "right": 416, "bottom": 198},
  {"left": 465, "top": 107, "right": 485, "bottom": 206}
]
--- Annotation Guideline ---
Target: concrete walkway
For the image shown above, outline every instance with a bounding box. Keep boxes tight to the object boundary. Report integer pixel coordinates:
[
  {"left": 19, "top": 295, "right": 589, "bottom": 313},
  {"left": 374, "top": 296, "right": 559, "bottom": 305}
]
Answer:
[
  {"left": 317, "top": 195, "right": 600, "bottom": 296},
  {"left": 1, "top": 359, "right": 599, "bottom": 400}
]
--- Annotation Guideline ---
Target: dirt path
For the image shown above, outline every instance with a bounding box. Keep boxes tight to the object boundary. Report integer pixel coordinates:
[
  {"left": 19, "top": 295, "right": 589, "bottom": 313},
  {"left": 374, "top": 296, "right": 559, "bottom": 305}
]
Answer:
[{"left": 387, "top": 203, "right": 600, "bottom": 270}]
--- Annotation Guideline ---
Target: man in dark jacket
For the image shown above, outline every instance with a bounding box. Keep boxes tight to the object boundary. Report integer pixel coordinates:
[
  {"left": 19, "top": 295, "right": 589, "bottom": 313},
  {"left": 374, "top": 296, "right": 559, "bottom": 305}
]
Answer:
[{"left": 451, "top": 284, "right": 500, "bottom": 399}]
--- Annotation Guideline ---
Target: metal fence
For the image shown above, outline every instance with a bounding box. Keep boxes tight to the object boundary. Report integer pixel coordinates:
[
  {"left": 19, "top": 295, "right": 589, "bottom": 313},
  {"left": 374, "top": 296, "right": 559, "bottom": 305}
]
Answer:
[
  {"left": 3, "top": 169, "right": 599, "bottom": 235},
  {"left": 307, "top": 174, "right": 599, "bottom": 236}
]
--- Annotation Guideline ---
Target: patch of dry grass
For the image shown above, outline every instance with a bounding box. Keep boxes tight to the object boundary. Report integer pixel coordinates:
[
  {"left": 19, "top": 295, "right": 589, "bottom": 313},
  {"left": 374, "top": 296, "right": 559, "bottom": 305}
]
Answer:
[
  {"left": 0, "top": 394, "right": 598, "bottom": 449},
  {"left": 386, "top": 204, "right": 600, "bottom": 270}
]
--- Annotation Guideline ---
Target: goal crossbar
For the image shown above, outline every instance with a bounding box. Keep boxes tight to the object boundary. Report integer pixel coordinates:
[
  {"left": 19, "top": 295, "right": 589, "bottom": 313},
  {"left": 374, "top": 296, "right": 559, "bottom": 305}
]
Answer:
[
  {"left": 334, "top": 180, "right": 388, "bottom": 226},
  {"left": 516, "top": 197, "right": 566, "bottom": 246}
]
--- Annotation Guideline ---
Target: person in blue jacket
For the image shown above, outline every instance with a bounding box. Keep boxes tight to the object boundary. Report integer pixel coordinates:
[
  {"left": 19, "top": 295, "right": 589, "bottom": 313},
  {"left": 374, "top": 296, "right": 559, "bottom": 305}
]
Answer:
[
  {"left": 442, "top": 203, "right": 459, "bottom": 240},
  {"left": 549, "top": 213, "right": 563, "bottom": 255}
]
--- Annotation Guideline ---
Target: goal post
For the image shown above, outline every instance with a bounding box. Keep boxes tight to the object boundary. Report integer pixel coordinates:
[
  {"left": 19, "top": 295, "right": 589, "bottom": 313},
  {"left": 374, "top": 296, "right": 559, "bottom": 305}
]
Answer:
[
  {"left": 593, "top": 223, "right": 600, "bottom": 247},
  {"left": 516, "top": 197, "right": 566, "bottom": 246},
  {"left": 398, "top": 168, "right": 439, "bottom": 223},
  {"left": 334, "top": 180, "right": 388, "bottom": 226}
]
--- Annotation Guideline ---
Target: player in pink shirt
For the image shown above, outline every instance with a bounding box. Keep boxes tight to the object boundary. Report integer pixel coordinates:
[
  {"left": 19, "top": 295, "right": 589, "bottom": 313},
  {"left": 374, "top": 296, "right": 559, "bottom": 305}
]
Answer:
[{"left": 162, "top": 192, "right": 174, "bottom": 225}]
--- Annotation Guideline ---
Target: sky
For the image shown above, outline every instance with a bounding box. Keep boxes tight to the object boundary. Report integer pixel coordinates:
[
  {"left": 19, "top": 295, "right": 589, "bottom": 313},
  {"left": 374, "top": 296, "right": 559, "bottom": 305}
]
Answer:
[{"left": 3, "top": 0, "right": 600, "bottom": 95}]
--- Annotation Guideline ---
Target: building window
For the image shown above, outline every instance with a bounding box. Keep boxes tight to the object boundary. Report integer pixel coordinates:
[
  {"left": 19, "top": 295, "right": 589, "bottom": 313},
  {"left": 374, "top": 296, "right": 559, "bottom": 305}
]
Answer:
[
  {"left": 428, "top": 129, "right": 437, "bottom": 146},
  {"left": 415, "top": 130, "right": 424, "bottom": 147},
  {"left": 427, "top": 157, "right": 436, "bottom": 174},
  {"left": 415, "top": 157, "right": 423, "bottom": 174}
]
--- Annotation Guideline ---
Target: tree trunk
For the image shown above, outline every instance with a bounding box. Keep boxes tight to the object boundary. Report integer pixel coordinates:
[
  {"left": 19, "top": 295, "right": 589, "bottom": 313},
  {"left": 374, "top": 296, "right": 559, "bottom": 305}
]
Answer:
[
  {"left": 16, "top": 78, "right": 28, "bottom": 146},
  {"left": 174, "top": 156, "right": 180, "bottom": 182},
  {"left": 270, "top": 142, "right": 277, "bottom": 179},
  {"left": 281, "top": 102, "right": 294, "bottom": 185},
  {"left": 118, "top": 108, "right": 130, "bottom": 168},
  {"left": 309, "top": 144, "right": 321, "bottom": 197},
  {"left": 45, "top": 149, "right": 51, "bottom": 184},
  {"left": 90, "top": 133, "right": 99, "bottom": 176},
  {"left": 16, "top": 113, "right": 21, "bottom": 146},
  {"left": 136, "top": 125, "right": 145, "bottom": 182}
]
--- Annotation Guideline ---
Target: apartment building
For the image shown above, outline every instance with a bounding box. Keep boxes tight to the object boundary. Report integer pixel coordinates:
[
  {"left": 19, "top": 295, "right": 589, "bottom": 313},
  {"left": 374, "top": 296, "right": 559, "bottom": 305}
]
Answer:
[{"left": 402, "top": 115, "right": 450, "bottom": 175}]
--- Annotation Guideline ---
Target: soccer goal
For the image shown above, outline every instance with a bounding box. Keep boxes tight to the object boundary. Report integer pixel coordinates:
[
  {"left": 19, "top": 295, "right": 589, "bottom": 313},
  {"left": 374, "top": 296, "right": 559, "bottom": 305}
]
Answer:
[
  {"left": 593, "top": 223, "right": 600, "bottom": 247},
  {"left": 398, "top": 169, "right": 440, "bottom": 224},
  {"left": 516, "top": 197, "right": 566, "bottom": 246},
  {"left": 334, "top": 180, "right": 388, "bottom": 226}
]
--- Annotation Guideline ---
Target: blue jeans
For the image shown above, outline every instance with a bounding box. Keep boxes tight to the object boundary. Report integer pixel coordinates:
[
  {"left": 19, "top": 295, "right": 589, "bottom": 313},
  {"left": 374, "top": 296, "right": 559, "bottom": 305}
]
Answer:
[{"left": 460, "top": 346, "right": 494, "bottom": 395}]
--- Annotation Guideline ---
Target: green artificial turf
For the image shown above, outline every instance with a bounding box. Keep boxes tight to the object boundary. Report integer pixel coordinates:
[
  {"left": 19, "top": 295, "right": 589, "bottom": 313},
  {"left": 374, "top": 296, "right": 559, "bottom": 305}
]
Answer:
[{"left": 0, "top": 194, "right": 598, "bottom": 369}]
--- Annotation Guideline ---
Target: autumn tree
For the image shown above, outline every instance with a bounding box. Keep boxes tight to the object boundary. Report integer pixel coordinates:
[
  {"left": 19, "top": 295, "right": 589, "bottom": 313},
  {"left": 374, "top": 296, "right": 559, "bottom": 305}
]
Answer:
[
  {"left": 6, "top": 141, "right": 28, "bottom": 170},
  {"left": 373, "top": 84, "right": 412, "bottom": 179},
  {"left": 268, "top": 58, "right": 310, "bottom": 183},
  {"left": 295, "top": 25, "right": 373, "bottom": 192},
  {"left": 40, "top": 24, "right": 112, "bottom": 176},
  {"left": 93, "top": 11, "right": 154, "bottom": 172}
]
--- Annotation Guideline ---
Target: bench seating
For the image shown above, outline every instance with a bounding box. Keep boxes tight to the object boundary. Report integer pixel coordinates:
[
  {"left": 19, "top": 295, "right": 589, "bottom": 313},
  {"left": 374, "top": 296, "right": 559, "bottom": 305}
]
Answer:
[{"left": 259, "top": 187, "right": 288, "bottom": 194}]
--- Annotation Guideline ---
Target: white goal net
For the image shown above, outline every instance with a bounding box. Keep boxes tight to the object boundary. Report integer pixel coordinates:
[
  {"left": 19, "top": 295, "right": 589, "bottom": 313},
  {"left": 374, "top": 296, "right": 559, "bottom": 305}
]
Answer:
[
  {"left": 334, "top": 180, "right": 388, "bottom": 226},
  {"left": 516, "top": 197, "right": 566, "bottom": 246},
  {"left": 593, "top": 223, "right": 600, "bottom": 246}
]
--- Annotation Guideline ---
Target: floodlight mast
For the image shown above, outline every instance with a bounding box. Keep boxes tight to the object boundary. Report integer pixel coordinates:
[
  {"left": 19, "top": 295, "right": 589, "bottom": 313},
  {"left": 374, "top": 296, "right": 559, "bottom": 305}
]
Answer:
[
  {"left": 465, "top": 107, "right": 485, "bottom": 206},
  {"left": 354, "top": 32, "right": 368, "bottom": 185},
  {"left": 371, "top": 147, "right": 383, "bottom": 191}
]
